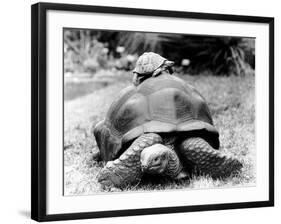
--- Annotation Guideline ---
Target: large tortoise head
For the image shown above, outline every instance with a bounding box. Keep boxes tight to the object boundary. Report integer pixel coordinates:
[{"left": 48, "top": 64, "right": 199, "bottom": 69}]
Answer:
[
  {"left": 94, "top": 73, "right": 219, "bottom": 161},
  {"left": 132, "top": 52, "right": 174, "bottom": 86}
]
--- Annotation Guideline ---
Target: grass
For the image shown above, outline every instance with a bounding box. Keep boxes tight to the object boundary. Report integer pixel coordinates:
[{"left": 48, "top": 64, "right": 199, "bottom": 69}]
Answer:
[{"left": 64, "top": 70, "right": 255, "bottom": 196}]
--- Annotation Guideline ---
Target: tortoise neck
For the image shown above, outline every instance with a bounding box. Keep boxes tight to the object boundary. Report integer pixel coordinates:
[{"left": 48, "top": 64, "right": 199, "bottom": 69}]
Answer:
[{"left": 164, "top": 150, "right": 182, "bottom": 178}]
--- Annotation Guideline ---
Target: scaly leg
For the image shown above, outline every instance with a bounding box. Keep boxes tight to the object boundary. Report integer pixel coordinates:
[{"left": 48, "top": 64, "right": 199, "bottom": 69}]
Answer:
[
  {"left": 97, "top": 133, "right": 162, "bottom": 188},
  {"left": 180, "top": 137, "right": 242, "bottom": 179}
]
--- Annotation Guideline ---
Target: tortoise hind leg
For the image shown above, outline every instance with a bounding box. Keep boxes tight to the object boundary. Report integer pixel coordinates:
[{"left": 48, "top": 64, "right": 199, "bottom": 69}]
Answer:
[
  {"left": 179, "top": 137, "right": 242, "bottom": 179},
  {"left": 97, "top": 133, "right": 162, "bottom": 188}
]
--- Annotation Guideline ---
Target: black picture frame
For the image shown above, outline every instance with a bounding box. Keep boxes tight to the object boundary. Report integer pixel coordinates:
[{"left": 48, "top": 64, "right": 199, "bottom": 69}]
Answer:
[{"left": 31, "top": 2, "right": 274, "bottom": 222}]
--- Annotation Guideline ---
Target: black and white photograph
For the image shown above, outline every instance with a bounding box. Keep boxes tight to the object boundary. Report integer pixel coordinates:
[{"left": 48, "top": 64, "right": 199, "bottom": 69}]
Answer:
[
  {"left": 1, "top": 0, "right": 279, "bottom": 223},
  {"left": 30, "top": 3, "right": 274, "bottom": 221},
  {"left": 63, "top": 29, "right": 256, "bottom": 195}
]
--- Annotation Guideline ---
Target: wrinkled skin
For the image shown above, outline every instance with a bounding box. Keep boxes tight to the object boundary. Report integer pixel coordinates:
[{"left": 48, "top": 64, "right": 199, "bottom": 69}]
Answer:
[
  {"left": 140, "top": 144, "right": 171, "bottom": 174},
  {"left": 97, "top": 133, "right": 162, "bottom": 188},
  {"left": 97, "top": 133, "right": 243, "bottom": 188}
]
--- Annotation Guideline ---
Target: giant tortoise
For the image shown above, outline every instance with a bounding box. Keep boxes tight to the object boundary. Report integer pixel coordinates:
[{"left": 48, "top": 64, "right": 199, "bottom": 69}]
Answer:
[{"left": 93, "top": 63, "right": 242, "bottom": 188}]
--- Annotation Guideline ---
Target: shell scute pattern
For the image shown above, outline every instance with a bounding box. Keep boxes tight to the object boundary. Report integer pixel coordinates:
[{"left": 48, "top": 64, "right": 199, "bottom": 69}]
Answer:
[
  {"left": 107, "top": 87, "right": 137, "bottom": 137},
  {"left": 94, "top": 74, "right": 219, "bottom": 161},
  {"left": 134, "top": 52, "right": 167, "bottom": 75},
  {"left": 138, "top": 76, "right": 188, "bottom": 96},
  {"left": 148, "top": 90, "right": 177, "bottom": 124},
  {"left": 174, "top": 91, "right": 195, "bottom": 123},
  {"left": 112, "top": 93, "right": 148, "bottom": 134}
]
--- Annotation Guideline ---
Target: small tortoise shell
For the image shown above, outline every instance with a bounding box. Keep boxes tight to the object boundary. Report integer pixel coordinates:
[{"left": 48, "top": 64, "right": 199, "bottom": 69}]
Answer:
[{"left": 133, "top": 52, "right": 167, "bottom": 75}]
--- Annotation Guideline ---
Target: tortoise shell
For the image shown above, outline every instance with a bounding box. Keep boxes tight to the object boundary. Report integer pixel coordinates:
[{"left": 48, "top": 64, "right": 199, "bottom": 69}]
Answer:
[
  {"left": 133, "top": 52, "right": 167, "bottom": 75},
  {"left": 94, "top": 74, "right": 219, "bottom": 161}
]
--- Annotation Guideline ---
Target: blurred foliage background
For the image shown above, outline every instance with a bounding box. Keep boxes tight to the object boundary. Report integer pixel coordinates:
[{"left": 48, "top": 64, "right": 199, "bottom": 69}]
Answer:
[{"left": 64, "top": 29, "right": 255, "bottom": 77}]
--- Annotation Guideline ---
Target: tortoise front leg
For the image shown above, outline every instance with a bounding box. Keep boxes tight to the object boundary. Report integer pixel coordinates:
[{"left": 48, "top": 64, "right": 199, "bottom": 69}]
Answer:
[
  {"left": 97, "top": 133, "right": 162, "bottom": 188},
  {"left": 179, "top": 137, "right": 242, "bottom": 179}
]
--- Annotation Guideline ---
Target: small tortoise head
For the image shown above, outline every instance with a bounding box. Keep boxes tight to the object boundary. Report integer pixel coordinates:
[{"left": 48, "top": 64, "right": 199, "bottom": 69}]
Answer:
[
  {"left": 140, "top": 144, "right": 170, "bottom": 174},
  {"left": 133, "top": 52, "right": 174, "bottom": 86}
]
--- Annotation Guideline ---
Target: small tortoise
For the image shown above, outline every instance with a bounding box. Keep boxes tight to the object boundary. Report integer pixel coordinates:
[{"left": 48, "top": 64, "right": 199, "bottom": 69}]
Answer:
[
  {"left": 94, "top": 64, "right": 242, "bottom": 188},
  {"left": 132, "top": 52, "right": 174, "bottom": 86}
]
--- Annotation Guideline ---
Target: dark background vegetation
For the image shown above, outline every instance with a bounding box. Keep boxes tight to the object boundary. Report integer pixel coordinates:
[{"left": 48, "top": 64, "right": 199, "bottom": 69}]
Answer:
[{"left": 64, "top": 29, "right": 255, "bottom": 78}]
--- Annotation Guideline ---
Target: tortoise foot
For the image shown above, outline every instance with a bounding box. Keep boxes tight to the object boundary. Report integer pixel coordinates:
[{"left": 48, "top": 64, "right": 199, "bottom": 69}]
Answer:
[
  {"left": 180, "top": 137, "right": 243, "bottom": 179},
  {"left": 97, "top": 133, "right": 162, "bottom": 188}
]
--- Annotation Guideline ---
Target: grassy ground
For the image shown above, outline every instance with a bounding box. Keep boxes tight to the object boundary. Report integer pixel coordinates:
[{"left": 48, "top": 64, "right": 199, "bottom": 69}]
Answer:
[{"left": 64, "top": 70, "right": 255, "bottom": 195}]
